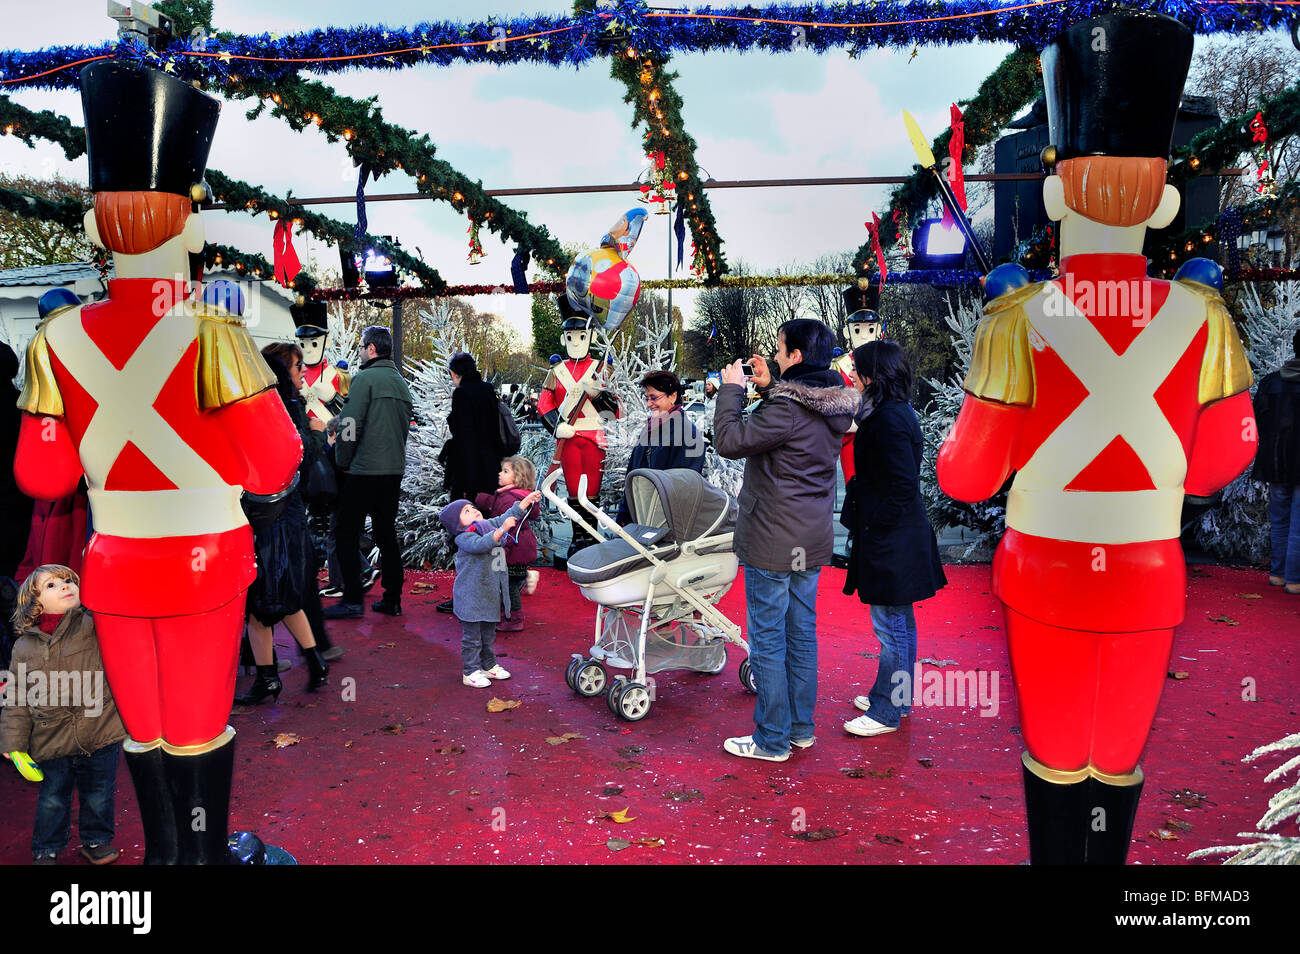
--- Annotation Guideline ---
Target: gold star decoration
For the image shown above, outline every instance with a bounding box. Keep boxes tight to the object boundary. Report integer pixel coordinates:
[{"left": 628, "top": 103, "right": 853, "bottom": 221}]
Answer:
[
  {"left": 163, "top": 60, "right": 175, "bottom": 73},
  {"left": 217, "top": 51, "right": 232, "bottom": 63}
]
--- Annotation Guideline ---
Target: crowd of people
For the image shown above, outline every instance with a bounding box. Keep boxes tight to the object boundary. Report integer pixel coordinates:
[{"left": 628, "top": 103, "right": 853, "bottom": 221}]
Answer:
[{"left": 3, "top": 311, "right": 1298, "bottom": 861}]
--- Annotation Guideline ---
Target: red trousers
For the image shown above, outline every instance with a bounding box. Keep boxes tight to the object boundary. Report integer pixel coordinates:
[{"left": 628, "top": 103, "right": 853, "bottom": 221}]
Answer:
[
  {"left": 96, "top": 595, "right": 246, "bottom": 748},
  {"left": 561, "top": 436, "right": 605, "bottom": 499},
  {"left": 1005, "top": 607, "right": 1174, "bottom": 776}
]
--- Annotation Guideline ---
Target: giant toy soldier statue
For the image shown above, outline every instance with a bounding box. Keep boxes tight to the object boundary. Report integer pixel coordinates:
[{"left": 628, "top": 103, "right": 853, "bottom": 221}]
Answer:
[
  {"left": 937, "top": 10, "right": 1256, "bottom": 864},
  {"left": 14, "top": 61, "right": 301, "bottom": 864},
  {"left": 832, "top": 283, "right": 886, "bottom": 482}
]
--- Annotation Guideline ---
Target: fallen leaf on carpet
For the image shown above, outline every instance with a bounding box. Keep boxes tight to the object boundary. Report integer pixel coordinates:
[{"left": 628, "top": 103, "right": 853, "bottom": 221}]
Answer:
[
  {"left": 344, "top": 741, "right": 354, "bottom": 749},
  {"left": 855, "top": 651, "right": 880, "bottom": 660},
  {"left": 1237, "top": 593, "right": 1261, "bottom": 599},
  {"left": 546, "top": 732, "right": 584, "bottom": 745},
  {"left": 868, "top": 767, "right": 895, "bottom": 779},
  {"left": 917, "top": 758, "right": 934, "bottom": 769},
  {"left": 790, "top": 827, "right": 842, "bottom": 842},
  {"left": 1207, "top": 615, "right": 1238, "bottom": 626},
  {"left": 601, "top": 785, "right": 624, "bottom": 797},
  {"left": 273, "top": 733, "right": 301, "bottom": 748},
  {"left": 612, "top": 760, "right": 641, "bottom": 771},
  {"left": 438, "top": 743, "right": 465, "bottom": 755},
  {"left": 1167, "top": 671, "right": 1190, "bottom": 680},
  {"left": 379, "top": 642, "right": 396, "bottom": 648},
  {"left": 875, "top": 834, "right": 905, "bottom": 847},
  {"left": 617, "top": 744, "right": 645, "bottom": 757},
  {"left": 919, "top": 657, "right": 958, "bottom": 667},
  {"left": 1164, "top": 817, "right": 1193, "bottom": 832},
  {"left": 607, "top": 838, "right": 632, "bottom": 852},
  {"left": 1149, "top": 829, "right": 1178, "bottom": 841},
  {"left": 840, "top": 767, "right": 867, "bottom": 778},
  {"left": 409, "top": 582, "right": 437, "bottom": 594},
  {"left": 1165, "top": 788, "right": 1214, "bottom": 809},
  {"left": 487, "top": 697, "right": 522, "bottom": 713},
  {"left": 664, "top": 789, "right": 702, "bottom": 802},
  {"left": 712, "top": 774, "right": 737, "bottom": 782},
  {"left": 383, "top": 723, "right": 406, "bottom": 735},
  {"left": 603, "top": 807, "right": 637, "bottom": 824},
  {"left": 636, "top": 837, "right": 664, "bottom": 847}
]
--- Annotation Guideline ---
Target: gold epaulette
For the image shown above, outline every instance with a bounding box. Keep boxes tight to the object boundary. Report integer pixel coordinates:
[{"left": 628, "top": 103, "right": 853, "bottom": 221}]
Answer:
[
  {"left": 196, "top": 313, "right": 276, "bottom": 411},
  {"left": 831, "top": 352, "right": 854, "bottom": 378},
  {"left": 334, "top": 365, "right": 351, "bottom": 399},
  {"left": 1177, "top": 280, "right": 1254, "bottom": 405},
  {"left": 17, "top": 319, "right": 64, "bottom": 416},
  {"left": 962, "top": 282, "right": 1040, "bottom": 407}
]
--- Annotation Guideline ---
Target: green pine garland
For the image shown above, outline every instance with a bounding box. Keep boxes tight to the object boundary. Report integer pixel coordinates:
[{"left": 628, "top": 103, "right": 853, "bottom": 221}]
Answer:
[
  {"left": 598, "top": 1, "right": 727, "bottom": 283},
  {"left": 0, "top": 181, "right": 82, "bottom": 229},
  {"left": 203, "top": 242, "right": 272, "bottom": 279},
  {"left": 852, "top": 45, "right": 1043, "bottom": 274},
  {"left": 230, "top": 72, "right": 568, "bottom": 275},
  {"left": 0, "top": 95, "right": 444, "bottom": 290}
]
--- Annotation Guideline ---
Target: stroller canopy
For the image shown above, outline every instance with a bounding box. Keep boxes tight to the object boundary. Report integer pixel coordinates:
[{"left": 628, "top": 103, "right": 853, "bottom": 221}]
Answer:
[{"left": 624, "top": 468, "right": 736, "bottom": 543}]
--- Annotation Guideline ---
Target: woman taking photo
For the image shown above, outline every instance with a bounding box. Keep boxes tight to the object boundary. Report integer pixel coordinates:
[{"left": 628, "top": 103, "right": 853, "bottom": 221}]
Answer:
[
  {"left": 616, "top": 370, "right": 705, "bottom": 525},
  {"left": 841, "top": 340, "right": 947, "bottom": 737}
]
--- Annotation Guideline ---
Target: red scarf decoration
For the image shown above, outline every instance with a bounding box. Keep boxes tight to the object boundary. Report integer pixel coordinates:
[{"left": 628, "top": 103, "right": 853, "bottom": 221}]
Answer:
[
  {"left": 273, "top": 219, "right": 301, "bottom": 287},
  {"left": 941, "top": 103, "right": 968, "bottom": 231},
  {"left": 866, "top": 212, "right": 888, "bottom": 290}
]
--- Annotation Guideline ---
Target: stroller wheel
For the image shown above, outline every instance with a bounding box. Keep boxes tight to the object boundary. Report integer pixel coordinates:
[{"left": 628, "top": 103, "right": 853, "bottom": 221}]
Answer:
[
  {"left": 574, "top": 659, "right": 608, "bottom": 698},
  {"left": 606, "top": 676, "right": 626, "bottom": 714},
  {"left": 615, "top": 682, "right": 652, "bottom": 722},
  {"left": 739, "top": 659, "right": 757, "bottom": 694},
  {"left": 564, "top": 655, "right": 583, "bottom": 691}
]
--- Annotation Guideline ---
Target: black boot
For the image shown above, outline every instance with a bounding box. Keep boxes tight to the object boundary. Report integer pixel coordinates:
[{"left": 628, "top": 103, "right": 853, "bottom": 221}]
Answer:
[
  {"left": 1021, "top": 755, "right": 1091, "bottom": 865},
  {"left": 233, "top": 665, "right": 282, "bottom": 705},
  {"left": 165, "top": 736, "right": 235, "bottom": 865},
  {"left": 1085, "top": 771, "right": 1144, "bottom": 865},
  {"left": 123, "top": 745, "right": 179, "bottom": 865},
  {"left": 303, "top": 646, "right": 329, "bottom": 692}
]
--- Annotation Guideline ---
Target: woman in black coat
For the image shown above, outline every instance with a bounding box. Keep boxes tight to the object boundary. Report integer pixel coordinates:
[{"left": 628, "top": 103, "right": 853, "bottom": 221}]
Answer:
[
  {"left": 616, "top": 370, "right": 705, "bottom": 525},
  {"left": 444, "top": 353, "right": 504, "bottom": 502},
  {"left": 236, "top": 344, "right": 330, "bottom": 704},
  {"left": 841, "top": 340, "right": 947, "bottom": 738}
]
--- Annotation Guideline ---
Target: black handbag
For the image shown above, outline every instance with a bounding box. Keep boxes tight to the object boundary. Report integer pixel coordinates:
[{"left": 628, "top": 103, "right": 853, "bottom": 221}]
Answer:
[
  {"left": 303, "top": 454, "right": 338, "bottom": 506},
  {"left": 241, "top": 472, "right": 301, "bottom": 532}
]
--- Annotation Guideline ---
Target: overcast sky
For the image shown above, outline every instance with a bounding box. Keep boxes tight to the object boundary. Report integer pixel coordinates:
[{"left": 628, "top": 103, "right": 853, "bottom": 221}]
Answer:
[{"left": 1, "top": 1, "right": 1017, "bottom": 341}]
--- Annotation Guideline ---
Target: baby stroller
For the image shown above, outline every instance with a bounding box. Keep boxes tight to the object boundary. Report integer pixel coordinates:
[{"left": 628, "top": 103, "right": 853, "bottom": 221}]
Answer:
[{"left": 541, "top": 467, "right": 752, "bottom": 721}]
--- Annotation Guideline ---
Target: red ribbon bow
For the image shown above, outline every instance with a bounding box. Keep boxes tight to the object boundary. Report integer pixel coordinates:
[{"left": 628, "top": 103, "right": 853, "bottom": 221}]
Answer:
[{"left": 273, "top": 219, "right": 301, "bottom": 287}]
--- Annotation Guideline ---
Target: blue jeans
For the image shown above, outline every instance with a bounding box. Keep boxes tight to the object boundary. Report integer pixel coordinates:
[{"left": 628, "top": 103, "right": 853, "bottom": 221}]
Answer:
[
  {"left": 864, "top": 603, "right": 918, "bottom": 728},
  {"left": 31, "top": 742, "right": 121, "bottom": 859},
  {"left": 1268, "top": 484, "right": 1300, "bottom": 584},
  {"left": 744, "top": 566, "right": 820, "bottom": 754}
]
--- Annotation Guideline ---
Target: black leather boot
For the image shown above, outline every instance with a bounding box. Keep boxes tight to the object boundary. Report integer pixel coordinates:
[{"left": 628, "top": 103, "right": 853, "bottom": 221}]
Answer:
[
  {"left": 233, "top": 665, "right": 282, "bottom": 705},
  {"left": 1021, "top": 755, "right": 1091, "bottom": 865},
  {"left": 1085, "top": 770, "right": 1144, "bottom": 865},
  {"left": 123, "top": 745, "right": 179, "bottom": 865},
  {"left": 303, "top": 646, "right": 329, "bottom": 692},
  {"left": 165, "top": 736, "right": 235, "bottom": 865}
]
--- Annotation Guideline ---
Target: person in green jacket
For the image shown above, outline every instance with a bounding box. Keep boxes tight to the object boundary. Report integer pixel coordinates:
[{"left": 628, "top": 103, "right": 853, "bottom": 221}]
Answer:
[{"left": 324, "top": 326, "right": 414, "bottom": 619}]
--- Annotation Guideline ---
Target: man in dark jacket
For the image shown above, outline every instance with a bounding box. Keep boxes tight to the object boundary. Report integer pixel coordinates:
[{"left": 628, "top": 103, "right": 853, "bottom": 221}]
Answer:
[
  {"left": 713, "top": 319, "right": 858, "bottom": 761},
  {"left": 325, "top": 326, "right": 414, "bottom": 618},
  {"left": 1254, "top": 328, "right": 1300, "bottom": 593}
]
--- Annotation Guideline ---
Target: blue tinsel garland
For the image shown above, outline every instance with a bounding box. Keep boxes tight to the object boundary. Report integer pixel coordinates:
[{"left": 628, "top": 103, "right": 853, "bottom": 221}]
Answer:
[{"left": 1, "top": 1, "right": 1295, "bottom": 90}]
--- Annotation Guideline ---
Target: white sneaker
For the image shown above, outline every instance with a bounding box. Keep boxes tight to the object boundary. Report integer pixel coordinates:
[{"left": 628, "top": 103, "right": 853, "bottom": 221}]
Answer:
[
  {"left": 790, "top": 737, "right": 816, "bottom": 749},
  {"left": 854, "top": 695, "right": 909, "bottom": 717},
  {"left": 462, "top": 671, "right": 491, "bottom": 688},
  {"left": 723, "top": 736, "right": 789, "bottom": 762},
  {"left": 483, "top": 664, "right": 511, "bottom": 680},
  {"left": 844, "top": 715, "right": 898, "bottom": 737}
]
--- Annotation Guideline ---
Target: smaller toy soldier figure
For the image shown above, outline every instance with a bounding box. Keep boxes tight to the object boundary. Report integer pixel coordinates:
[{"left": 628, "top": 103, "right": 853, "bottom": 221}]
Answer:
[
  {"left": 537, "top": 295, "right": 620, "bottom": 566},
  {"left": 832, "top": 283, "right": 886, "bottom": 484},
  {"left": 292, "top": 299, "right": 350, "bottom": 422}
]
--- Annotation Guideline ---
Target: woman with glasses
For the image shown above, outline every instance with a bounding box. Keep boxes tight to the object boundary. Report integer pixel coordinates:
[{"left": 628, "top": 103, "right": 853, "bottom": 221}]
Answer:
[{"left": 615, "top": 370, "right": 705, "bottom": 525}]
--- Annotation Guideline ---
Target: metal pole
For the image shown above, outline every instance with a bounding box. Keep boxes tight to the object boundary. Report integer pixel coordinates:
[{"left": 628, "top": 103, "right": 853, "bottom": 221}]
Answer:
[
  {"left": 392, "top": 298, "right": 403, "bottom": 370},
  {"left": 666, "top": 198, "right": 673, "bottom": 368}
]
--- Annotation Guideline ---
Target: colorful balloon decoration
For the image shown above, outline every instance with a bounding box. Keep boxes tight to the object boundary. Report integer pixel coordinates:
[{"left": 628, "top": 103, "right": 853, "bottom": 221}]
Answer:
[{"left": 565, "top": 207, "right": 646, "bottom": 332}]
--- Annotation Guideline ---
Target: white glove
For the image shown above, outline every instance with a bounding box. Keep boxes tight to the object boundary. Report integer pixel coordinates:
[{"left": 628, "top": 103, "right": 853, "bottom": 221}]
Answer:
[
  {"left": 581, "top": 379, "right": 603, "bottom": 398},
  {"left": 311, "top": 378, "right": 337, "bottom": 403},
  {"left": 555, "top": 422, "right": 577, "bottom": 440}
]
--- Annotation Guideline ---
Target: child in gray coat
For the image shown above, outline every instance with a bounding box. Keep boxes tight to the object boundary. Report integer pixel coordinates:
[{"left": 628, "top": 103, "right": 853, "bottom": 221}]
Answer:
[{"left": 439, "top": 492, "right": 541, "bottom": 688}]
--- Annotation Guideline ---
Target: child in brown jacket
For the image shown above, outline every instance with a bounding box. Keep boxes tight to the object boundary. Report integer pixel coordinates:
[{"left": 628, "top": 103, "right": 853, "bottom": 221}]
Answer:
[{"left": 0, "top": 564, "right": 126, "bottom": 865}]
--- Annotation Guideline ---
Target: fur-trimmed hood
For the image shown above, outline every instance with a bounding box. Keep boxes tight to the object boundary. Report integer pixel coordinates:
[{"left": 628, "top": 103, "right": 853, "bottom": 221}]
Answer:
[{"left": 767, "top": 377, "right": 859, "bottom": 432}]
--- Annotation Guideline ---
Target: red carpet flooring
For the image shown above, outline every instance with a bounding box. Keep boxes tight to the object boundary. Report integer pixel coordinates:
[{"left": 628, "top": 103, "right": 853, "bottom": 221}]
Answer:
[{"left": 2, "top": 564, "right": 1296, "bottom": 865}]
